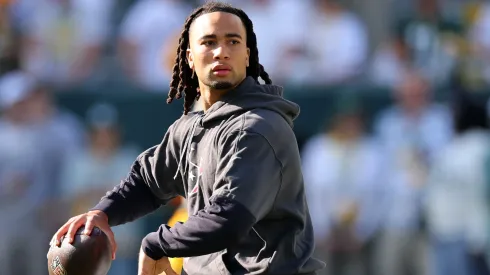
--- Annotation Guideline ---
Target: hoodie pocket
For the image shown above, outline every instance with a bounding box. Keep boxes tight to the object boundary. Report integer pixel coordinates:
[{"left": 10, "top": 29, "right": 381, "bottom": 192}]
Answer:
[{"left": 227, "top": 227, "right": 271, "bottom": 274}]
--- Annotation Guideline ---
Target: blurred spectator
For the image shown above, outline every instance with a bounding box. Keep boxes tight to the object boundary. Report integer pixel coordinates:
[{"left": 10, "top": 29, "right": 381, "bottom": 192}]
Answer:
[
  {"left": 392, "top": 0, "right": 462, "bottom": 86},
  {"left": 300, "top": 0, "right": 368, "bottom": 86},
  {"left": 15, "top": 0, "right": 114, "bottom": 87},
  {"left": 59, "top": 102, "right": 142, "bottom": 275},
  {"left": 302, "top": 94, "right": 385, "bottom": 275},
  {"left": 0, "top": 0, "right": 20, "bottom": 74},
  {"left": 118, "top": 0, "right": 191, "bottom": 91},
  {"left": 466, "top": 1, "right": 490, "bottom": 88},
  {"left": 373, "top": 70, "right": 453, "bottom": 275},
  {"left": 230, "top": 0, "right": 312, "bottom": 85},
  {"left": 0, "top": 71, "right": 85, "bottom": 275},
  {"left": 369, "top": 31, "right": 412, "bottom": 88},
  {"left": 425, "top": 94, "right": 490, "bottom": 275},
  {"left": 0, "top": 70, "right": 85, "bottom": 191}
]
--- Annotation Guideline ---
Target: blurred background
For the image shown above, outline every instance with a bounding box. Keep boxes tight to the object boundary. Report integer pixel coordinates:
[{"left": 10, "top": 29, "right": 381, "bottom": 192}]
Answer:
[{"left": 1, "top": 0, "right": 490, "bottom": 274}]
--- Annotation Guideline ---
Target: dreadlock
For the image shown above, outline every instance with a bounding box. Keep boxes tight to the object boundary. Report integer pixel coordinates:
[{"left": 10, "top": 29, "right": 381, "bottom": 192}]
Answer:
[{"left": 166, "top": 1, "right": 272, "bottom": 115}]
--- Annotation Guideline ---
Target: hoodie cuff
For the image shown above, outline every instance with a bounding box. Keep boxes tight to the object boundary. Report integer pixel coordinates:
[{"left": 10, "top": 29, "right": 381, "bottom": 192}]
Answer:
[{"left": 142, "top": 232, "right": 167, "bottom": 260}]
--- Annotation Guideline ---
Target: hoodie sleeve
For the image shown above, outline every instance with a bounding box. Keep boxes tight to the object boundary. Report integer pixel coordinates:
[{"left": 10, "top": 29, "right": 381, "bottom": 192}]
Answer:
[
  {"left": 142, "top": 130, "right": 282, "bottom": 259},
  {"left": 91, "top": 125, "right": 183, "bottom": 227}
]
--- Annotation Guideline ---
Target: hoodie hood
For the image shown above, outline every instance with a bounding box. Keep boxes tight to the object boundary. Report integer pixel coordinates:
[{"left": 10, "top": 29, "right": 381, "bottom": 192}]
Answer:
[{"left": 201, "top": 77, "right": 300, "bottom": 127}]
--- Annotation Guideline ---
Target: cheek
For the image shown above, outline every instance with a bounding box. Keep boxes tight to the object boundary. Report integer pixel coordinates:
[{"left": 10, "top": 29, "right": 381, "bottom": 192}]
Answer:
[
  {"left": 235, "top": 49, "right": 249, "bottom": 69},
  {"left": 192, "top": 52, "right": 213, "bottom": 72},
  {"left": 194, "top": 48, "right": 212, "bottom": 61}
]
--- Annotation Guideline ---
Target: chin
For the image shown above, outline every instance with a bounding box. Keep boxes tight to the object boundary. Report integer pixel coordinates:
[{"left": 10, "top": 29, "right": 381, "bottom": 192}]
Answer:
[{"left": 208, "top": 80, "right": 235, "bottom": 90}]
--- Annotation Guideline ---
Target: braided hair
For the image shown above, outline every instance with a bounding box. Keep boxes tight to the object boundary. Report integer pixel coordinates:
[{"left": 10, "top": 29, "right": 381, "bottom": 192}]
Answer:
[{"left": 166, "top": 1, "right": 272, "bottom": 115}]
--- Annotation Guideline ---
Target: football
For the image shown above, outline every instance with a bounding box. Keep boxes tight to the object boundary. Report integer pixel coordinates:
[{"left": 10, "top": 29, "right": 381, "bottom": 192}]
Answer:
[{"left": 47, "top": 226, "right": 112, "bottom": 275}]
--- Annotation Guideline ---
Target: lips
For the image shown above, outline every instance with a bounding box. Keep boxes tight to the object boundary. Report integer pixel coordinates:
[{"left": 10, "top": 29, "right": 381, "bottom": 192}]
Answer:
[
  {"left": 211, "top": 64, "right": 231, "bottom": 77},
  {"left": 211, "top": 64, "right": 231, "bottom": 72}
]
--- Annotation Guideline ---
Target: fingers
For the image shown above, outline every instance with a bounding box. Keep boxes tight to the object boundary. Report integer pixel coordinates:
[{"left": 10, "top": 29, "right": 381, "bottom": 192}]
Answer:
[
  {"left": 65, "top": 217, "right": 84, "bottom": 244},
  {"left": 53, "top": 218, "right": 74, "bottom": 246},
  {"left": 155, "top": 257, "right": 177, "bottom": 275},
  {"left": 138, "top": 246, "right": 157, "bottom": 275},
  {"left": 84, "top": 217, "right": 94, "bottom": 236},
  {"left": 90, "top": 213, "right": 117, "bottom": 260},
  {"left": 110, "top": 236, "right": 118, "bottom": 260}
]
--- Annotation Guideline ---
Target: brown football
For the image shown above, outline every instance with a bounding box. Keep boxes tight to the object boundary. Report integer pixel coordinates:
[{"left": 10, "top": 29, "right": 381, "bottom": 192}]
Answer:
[{"left": 47, "top": 226, "right": 112, "bottom": 275}]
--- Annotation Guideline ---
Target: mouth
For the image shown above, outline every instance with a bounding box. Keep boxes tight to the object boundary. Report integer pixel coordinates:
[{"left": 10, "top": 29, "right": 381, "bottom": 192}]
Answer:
[{"left": 212, "top": 64, "right": 231, "bottom": 77}]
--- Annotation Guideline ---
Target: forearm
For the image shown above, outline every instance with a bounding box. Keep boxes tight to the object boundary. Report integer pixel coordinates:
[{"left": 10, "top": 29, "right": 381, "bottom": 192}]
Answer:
[
  {"left": 142, "top": 196, "right": 256, "bottom": 259},
  {"left": 91, "top": 162, "right": 163, "bottom": 227}
]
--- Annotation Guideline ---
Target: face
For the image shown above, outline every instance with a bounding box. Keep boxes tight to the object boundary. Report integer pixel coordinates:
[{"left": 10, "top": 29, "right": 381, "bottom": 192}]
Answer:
[
  {"left": 5, "top": 89, "right": 51, "bottom": 123},
  {"left": 331, "top": 113, "right": 363, "bottom": 140},
  {"left": 396, "top": 73, "right": 429, "bottom": 112},
  {"left": 90, "top": 127, "right": 120, "bottom": 152},
  {"left": 187, "top": 12, "right": 250, "bottom": 91}
]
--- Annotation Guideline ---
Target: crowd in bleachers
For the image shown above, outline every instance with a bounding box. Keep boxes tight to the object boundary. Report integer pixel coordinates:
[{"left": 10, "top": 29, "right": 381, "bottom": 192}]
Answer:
[
  {"left": 1, "top": 0, "right": 490, "bottom": 275},
  {"left": 3, "top": 0, "right": 490, "bottom": 91}
]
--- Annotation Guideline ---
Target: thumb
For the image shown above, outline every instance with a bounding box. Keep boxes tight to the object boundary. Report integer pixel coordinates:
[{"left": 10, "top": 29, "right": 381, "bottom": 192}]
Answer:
[{"left": 103, "top": 227, "right": 117, "bottom": 260}]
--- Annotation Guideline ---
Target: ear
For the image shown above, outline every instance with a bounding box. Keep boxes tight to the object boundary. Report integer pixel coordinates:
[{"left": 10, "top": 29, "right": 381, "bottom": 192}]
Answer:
[
  {"left": 246, "top": 48, "right": 250, "bottom": 67},
  {"left": 187, "top": 49, "right": 194, "bottom": 70}
]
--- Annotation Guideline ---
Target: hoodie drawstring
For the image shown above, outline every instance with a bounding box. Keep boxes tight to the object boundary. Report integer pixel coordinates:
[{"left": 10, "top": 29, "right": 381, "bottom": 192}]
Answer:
[{"left": 173, "top": 116, "right": 201, "bottom": 180}]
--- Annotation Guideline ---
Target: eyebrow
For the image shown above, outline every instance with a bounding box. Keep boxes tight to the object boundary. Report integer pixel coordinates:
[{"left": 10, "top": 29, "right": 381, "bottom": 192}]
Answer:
[{"left": 199, "top": 33, "right": 243, "bottom": 40}]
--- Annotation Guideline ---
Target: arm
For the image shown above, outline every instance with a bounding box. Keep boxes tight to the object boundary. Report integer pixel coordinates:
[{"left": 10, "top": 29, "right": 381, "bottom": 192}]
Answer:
[
  {"left": 91, "top": 156, "right": 165, "bottom": 226},
  {"left": 91, "top": 125, "right": 183, "bottom": 227},
  {"left": 142, "top": 131, "right": 282, "bottom": 259}
]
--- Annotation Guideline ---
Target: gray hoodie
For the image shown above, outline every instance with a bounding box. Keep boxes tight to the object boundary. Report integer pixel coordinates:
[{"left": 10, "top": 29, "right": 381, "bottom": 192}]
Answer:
[{"left": 94, "top": 77, "right": 325, "bottom": 274}]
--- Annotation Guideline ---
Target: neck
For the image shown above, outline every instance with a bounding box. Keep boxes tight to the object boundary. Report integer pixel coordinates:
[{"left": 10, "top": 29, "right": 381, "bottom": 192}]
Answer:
[
  {"left": 403, "top": 104, "right": 426, "bottom": 118},
  {"left": 91, "top": 144, "right": 117, "bottom": 160},
  {"left": 200, "top": 86, "right": 229, "bottom": 111},
  {"left": 329, "top": 130, "right": 359, "bottom": 144}
]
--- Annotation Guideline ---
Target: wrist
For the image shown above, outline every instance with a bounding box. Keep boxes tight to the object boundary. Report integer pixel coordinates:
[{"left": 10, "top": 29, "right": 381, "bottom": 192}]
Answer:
[
  {"left": 88, "top": 210, "right": 109, "bottom": 222},
  {"left": 141, "top": 232, "right": 166, "bottom": 260}
]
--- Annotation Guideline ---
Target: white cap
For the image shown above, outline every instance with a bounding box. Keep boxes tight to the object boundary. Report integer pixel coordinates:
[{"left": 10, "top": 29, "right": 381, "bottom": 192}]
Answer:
[{"left": 0, "top": 71, "right": 37, "bottom": 110}]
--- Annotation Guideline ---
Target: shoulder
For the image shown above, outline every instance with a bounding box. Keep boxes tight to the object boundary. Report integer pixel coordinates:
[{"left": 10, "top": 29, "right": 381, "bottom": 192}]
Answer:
[
  {"left": 223, "top": 109, "right": 295, "bottom": 144},
  {"left": 375, "top": 106, "right": 400, "bottom": 124},
  {"left": 134, "top": 112, "right": 201, "bottom": 160}
]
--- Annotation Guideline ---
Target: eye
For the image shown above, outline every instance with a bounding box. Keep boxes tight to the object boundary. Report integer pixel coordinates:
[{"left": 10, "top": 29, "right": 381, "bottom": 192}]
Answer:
[
  {"left": 202, "top": 40, "right": 215, "bottom": 46},
  {"left": 230, "top": 40, "right": 240, "bottom": 45}
]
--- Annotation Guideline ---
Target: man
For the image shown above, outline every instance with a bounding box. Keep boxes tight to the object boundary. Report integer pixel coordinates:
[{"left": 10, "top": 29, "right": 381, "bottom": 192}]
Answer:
[
  {"left": 0, "top": 71, "right": 84, "bottom": 274},
  {"left": 51, "top": 2, "right": 325, "bottom": 274},
  {"left": 373, "top": 70, "right": 452, "bottom": 275}
]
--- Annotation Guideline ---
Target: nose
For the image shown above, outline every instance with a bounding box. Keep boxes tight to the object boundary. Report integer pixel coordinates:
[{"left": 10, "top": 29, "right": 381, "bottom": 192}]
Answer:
[{"left": 213, "top": 45, "right": 230, "bottom": 60}]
